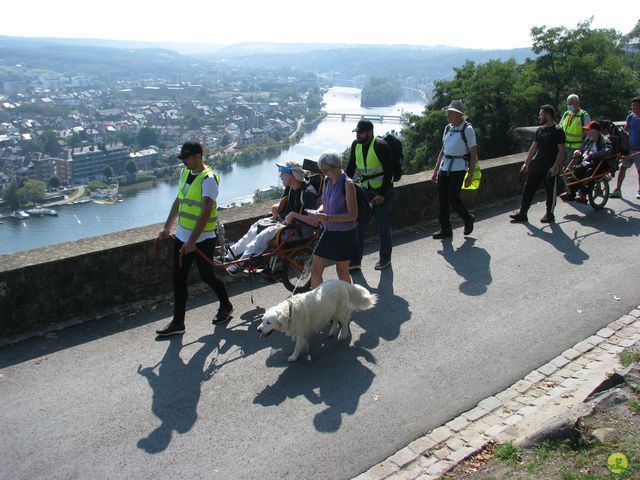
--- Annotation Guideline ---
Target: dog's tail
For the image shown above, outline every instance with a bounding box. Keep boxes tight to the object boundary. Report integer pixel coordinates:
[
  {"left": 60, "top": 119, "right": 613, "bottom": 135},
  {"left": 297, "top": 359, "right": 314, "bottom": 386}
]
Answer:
[{"left": 347, "top": 284, "right": 378, "bottom": 311}]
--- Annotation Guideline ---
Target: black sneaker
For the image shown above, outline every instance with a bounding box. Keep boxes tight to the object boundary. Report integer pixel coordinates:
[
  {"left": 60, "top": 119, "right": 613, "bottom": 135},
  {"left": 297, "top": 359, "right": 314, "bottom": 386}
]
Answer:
[
  {"left": 540, "top": 213, "right": 555, "bottom": 223},
  {"left": 432, "top": 230, "right": 452, "bottom": 239},
  {"left": 156, "top": 321, "right": 185, "bottom": 336},
  {"left": 213, "top": 303, "right": 234, "bottom": 324},
  {"left": 464, "top": 214, "right": 475, "bottom": 235},
  {"left": 509, "top": 213, "right": 528, "bottom": 223}
]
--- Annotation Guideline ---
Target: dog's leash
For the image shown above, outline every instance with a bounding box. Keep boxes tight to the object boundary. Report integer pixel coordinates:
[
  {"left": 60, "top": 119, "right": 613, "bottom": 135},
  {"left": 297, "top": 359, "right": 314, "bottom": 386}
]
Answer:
[{"left": 288, "top": 225, "right": 326, "bottom": 297}]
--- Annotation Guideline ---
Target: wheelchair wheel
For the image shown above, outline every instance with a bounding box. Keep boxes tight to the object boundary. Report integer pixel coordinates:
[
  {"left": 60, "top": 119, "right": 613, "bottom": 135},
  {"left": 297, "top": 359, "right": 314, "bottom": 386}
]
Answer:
[
  {"left": 281, "top": 248, "right": 313, "bottom": 293},
  {"left": 587, "top": 178, "right": 609, "bottom": 209}
]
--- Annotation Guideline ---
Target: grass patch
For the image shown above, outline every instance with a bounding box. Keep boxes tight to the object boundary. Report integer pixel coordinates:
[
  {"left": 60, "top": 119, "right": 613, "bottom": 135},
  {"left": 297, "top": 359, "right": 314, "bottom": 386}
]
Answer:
[
  {"left": 618, "top": 347, "right": 640, "bottom": 368},
  {"left": 494, "top": 442, "right": 522, "bottom": 465}
]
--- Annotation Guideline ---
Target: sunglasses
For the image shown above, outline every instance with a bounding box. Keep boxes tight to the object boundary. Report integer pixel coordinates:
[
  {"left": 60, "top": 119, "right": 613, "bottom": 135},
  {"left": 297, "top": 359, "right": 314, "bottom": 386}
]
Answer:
[{"left": 279, "top": 166, "right": 293, "bottom": 174}]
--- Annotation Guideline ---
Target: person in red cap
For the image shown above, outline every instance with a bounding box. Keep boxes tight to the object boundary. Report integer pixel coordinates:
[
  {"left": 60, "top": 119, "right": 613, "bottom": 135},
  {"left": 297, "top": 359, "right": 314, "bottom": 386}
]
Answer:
[{"left": 560, "top": 120, "right": 612, "bottom": 203}]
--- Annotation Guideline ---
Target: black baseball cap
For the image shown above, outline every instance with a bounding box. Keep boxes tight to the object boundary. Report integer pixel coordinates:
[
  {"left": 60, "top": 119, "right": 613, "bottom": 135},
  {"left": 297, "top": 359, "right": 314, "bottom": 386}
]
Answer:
[
  {"left": 352, "top": 120, "right": 374, "bottom": 133},
  {"left": 177, "top": 141, "right": 203, "bottom": 160}
]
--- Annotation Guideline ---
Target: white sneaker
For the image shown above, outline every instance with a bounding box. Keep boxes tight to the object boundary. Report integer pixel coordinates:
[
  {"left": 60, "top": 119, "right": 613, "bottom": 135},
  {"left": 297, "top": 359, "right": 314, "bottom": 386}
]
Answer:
[{"left": 636, "top": 191, "right": 640, "bottom": 199}]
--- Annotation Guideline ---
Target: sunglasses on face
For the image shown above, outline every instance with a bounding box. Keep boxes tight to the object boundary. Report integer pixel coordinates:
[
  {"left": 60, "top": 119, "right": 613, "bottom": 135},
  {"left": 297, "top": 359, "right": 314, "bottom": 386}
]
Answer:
[{"left": 279, "top": 166, "right": 293, "bottom": 174}]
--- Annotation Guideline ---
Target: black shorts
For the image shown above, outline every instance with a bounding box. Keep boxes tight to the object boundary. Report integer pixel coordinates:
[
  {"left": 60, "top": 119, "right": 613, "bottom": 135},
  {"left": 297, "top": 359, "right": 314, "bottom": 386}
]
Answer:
[{"left": 314, "top": 228, "right": 358, "bottom": 262}]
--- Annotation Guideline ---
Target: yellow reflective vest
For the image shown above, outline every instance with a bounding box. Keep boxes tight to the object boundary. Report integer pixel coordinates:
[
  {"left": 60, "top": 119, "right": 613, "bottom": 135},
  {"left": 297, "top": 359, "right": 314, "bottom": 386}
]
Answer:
[
  {"left": 177, "top": 166, "right": 219, "bottom": 232},
  {"left": 355, "top": 138, "right": 384, "bottom": 189},
  {"left": 561, "top": 110, "right": 589, "bottom": 150}
]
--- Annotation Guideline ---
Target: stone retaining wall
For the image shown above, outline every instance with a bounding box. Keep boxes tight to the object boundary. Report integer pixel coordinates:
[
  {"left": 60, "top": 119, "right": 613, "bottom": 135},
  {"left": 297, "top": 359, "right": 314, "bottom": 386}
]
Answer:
[{"left": 0, "top": 153, "right": 526, "bottom": 341}]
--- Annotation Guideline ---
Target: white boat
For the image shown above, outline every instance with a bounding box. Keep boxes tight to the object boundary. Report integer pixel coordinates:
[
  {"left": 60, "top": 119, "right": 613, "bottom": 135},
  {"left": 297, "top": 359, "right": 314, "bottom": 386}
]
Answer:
[
  {"left": 26, "top": 208, "right": 58, "bottom": 217},
  {"left": 10, "top": 210, "right": 30, "bottom": 219}
]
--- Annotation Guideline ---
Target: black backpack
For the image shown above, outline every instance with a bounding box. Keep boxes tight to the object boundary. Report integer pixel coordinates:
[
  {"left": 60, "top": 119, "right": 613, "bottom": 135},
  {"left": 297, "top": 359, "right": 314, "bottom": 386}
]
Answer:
[
  {"left": 341, "top": 177, "right": 372, "bottom": 224},
  {"left": 381, "top": 133, "right": 404, "bottom": 182}
]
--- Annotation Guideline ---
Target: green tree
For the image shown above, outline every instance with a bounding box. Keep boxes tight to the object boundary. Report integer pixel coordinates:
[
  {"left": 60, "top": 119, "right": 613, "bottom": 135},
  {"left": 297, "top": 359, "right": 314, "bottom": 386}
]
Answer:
[
  {"left": 125, "top": 159, "right": 137, "bottom": 175},
  {"left": 360, "top": 76, "right": 402, "bottom": 107},
  {"left": 400, "top": 20, "right": 638, "bottom": 174},
  {"left": 48, "top": 176, "right": 61, "bottom": 189},
  {"left": 120, "top": 131, "right": 137, "bottom": 148},
  {"left": 531, "top": 18, "right": 636, "bottom": 119},
  {"left": 40, "top": 130, "right": 63, "bottom": 157},
  {"left": 137, "top": 127, "right": 159, "bottom": 148},
  {"left": 4, "top": 182, "right": 20, "bottom": 209},
  {"left": 17, "top": 179, "right": 47, "bottom": 206},
  {"left": 103, "top": 166, "right": 114, "bottom": 179}
]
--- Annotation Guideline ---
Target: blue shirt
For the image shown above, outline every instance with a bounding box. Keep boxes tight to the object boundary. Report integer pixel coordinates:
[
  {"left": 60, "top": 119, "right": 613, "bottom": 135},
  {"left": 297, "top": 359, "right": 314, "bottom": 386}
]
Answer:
[{"left": 627, "top": 113, "right": 640, "bottom": 150}]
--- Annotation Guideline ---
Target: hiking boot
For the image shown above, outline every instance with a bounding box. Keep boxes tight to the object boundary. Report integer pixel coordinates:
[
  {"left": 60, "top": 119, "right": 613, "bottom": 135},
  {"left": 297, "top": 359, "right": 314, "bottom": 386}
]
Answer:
[
  {"left": 374, "top": 258, "right": 391, "bottom": 270},
  {"left": 609, "top": 189, "right": 622, "bottom": 198},
  {"left": 432, "top": 230, "right": 453, "bottom": 239},
  {"left": 464, "top": 214, "right": 475, "bottom": 235},
  {"left": 156, "top": 321, "right": 185, "bottom": 336},
  {"left": 348, "top": 263, "right": 361, "bottom": 272},
  {"left": 213, "top": 303, "right": 234, "bottom": 324},
  {"left": 540, "top": 213, "right": 555, "bottom": 223},
  {"left": 509, "top": 213, "right": 528, "bottom": 223}
]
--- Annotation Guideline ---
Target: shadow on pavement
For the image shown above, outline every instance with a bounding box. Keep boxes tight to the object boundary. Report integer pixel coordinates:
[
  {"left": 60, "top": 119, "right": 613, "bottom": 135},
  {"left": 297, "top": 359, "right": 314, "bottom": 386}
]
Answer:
[
  {"left": 437, "top": 237, "right": 492, "bottom": 296},
  {"left": 524, "top": 221, "right": 590, "bottom": 265},
  {"left": 137, "top": 305, "right": 281, "bottom": 453},
  {"left": 253, "top": 342, "right": 377, "bottom": 433},
  {"left": 563, "top": 207, "right": 640, "bottom": 239},
  {"left": 351, "top": 268, "right": 412, "bottom": 349}
]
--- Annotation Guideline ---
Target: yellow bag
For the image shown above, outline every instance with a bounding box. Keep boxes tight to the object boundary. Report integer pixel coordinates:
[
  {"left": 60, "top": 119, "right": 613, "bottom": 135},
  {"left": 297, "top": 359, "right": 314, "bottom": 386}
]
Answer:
[{"left": 462, "top": 164, "right": 481, "bottom": 190}]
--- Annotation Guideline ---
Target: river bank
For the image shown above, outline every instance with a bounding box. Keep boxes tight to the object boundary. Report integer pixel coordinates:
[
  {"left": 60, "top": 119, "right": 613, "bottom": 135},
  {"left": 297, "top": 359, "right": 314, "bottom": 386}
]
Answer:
[{"left": 0, "top": 87, "right": 425, "bottom": 254}]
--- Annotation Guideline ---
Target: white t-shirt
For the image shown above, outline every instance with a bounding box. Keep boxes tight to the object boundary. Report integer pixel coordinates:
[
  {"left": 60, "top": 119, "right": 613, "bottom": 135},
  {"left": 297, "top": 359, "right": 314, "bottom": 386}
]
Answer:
[
  {"left": 175, "top": 169, "right": 219, "bottom": 243},
  {"left": 441, "top": 123, "right": 477, "bottom": 172}
]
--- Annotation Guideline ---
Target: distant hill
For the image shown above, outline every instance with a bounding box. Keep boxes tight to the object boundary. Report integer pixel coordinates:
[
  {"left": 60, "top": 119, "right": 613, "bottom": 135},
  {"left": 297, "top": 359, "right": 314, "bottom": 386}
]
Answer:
[
  {"left": 198, "top": 44, "right": 534, "bottom": 81},
  {"left": 0, "top": 36, "right": 534, "bottom": 83}
]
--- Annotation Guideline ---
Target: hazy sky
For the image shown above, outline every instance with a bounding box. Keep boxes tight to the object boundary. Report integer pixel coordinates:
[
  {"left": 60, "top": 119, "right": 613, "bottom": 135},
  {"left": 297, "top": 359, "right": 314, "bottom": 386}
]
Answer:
[{"left": 2, "top": 0, "right": 637, "bottom": 50}]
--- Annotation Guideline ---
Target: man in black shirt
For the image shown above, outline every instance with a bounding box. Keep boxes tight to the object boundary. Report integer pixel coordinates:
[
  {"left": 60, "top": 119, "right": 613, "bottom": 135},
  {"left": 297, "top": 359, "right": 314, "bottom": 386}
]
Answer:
[
  {"left": 346, "top": 120, "right": 395, "bottom": 271},
  {"left": 510, "top": 105, "right": 566, "bottom": 223}
]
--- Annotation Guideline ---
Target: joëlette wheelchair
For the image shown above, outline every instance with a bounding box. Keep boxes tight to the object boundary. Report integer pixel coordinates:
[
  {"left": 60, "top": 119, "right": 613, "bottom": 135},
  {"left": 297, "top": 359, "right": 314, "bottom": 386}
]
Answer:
[
  {"left": 559, "top": 121, "right": 623, "bottom": 210},
  {"left": 214, "top": 221, "right": 317, "bottom": 294}
]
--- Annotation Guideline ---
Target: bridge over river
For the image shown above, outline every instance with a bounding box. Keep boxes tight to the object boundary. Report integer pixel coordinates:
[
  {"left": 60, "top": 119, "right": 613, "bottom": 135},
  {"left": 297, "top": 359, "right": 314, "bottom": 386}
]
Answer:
[
  {"left": 325, "top": 111, "right": 404, "bottom": 122},
  {"left": 1, "top": 181, "right": 639, "bottom": 479}
]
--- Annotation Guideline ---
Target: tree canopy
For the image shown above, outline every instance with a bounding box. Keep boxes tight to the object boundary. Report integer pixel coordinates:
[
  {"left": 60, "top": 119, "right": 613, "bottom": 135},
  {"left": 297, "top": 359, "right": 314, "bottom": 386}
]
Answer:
[
  {"left": 360, "top": 76, "right": 402, "bottom": 107},
  {"left": 400, "top": 19, "right": 639, "bottom": 174}
]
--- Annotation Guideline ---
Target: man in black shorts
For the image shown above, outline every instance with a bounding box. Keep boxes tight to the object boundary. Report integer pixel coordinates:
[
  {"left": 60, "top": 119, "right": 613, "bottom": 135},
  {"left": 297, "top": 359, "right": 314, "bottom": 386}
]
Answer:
[{"left": 510, "top": 105, "right": 566, "bottom": 224}]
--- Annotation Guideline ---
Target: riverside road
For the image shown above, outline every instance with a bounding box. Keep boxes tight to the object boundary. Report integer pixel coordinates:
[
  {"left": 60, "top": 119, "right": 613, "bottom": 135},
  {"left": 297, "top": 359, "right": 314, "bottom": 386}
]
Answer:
[{"left": 1, "top": 182, "right": 639, "bottom": 480}]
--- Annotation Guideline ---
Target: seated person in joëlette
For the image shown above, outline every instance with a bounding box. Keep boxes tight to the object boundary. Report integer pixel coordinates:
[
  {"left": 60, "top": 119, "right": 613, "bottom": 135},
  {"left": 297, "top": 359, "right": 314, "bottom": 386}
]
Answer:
[
  {"left": 561, "top": 120, "right": 613, "bottom": 204},
  {"left": 225, "top": 161, "right": 318, "bottom": 275}
]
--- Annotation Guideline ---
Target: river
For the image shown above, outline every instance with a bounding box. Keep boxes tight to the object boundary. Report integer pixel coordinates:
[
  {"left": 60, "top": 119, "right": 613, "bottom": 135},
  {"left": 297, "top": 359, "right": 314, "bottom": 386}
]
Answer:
[{"left": 0, "top": 87, "right": 425, "bottom": 255}]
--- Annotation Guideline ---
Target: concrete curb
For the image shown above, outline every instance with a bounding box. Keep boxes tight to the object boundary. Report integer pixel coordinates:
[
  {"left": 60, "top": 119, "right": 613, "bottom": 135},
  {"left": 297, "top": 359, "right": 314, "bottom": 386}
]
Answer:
[{"left": 352, "top": 305, "right": 640, "bottom": 480}]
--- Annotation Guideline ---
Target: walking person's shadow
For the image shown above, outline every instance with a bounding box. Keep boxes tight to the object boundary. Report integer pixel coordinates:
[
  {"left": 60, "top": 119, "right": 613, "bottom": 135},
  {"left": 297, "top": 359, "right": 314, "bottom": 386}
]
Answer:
[
  {"left": 437, "top": 237, "right": 492, "bottom": 296},
  {"left": 525, "top": 221, "right": 590, "bottom": 265},
  {"left": 137, "top": 307, "right": 269, "bottom": 453}
]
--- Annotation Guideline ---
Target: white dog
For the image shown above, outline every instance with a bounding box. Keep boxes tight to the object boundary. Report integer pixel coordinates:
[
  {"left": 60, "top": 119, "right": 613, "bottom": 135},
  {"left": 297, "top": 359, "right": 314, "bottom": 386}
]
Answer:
[{"left": 257, "top": 279, "right": 377, "bottom": 362}]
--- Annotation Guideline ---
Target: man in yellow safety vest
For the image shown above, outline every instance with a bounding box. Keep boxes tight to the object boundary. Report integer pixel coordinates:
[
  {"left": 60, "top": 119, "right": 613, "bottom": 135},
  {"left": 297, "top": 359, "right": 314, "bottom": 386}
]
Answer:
[
  {"left": 560, "top": 94, "right": 590, "bottom": 162},
  {"left": 155, "top": 141, "right": 233, "bottom": 336}
]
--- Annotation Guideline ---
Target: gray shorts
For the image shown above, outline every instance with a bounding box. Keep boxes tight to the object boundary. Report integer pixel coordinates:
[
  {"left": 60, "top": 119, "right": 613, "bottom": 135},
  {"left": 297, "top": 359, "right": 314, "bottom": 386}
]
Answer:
[{"left": 620, "top": 150, "right": 640, "bottom": 169}]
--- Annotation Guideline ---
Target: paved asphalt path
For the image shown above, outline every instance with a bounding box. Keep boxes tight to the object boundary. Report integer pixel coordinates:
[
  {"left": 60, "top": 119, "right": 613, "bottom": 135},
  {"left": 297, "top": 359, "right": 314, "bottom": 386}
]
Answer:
[{"left": 1, "top": 182, "right": 639, "bottom": 480}]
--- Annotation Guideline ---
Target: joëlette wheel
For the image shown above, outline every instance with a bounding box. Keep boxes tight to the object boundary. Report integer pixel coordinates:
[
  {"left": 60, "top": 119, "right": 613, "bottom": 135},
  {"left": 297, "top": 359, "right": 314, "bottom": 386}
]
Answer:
[
  {"left": 280, "top": 249, "right": 312, "bottom": 293},
  {"left": 588, "top": 178, "right": 609, "bottom": 209}
]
